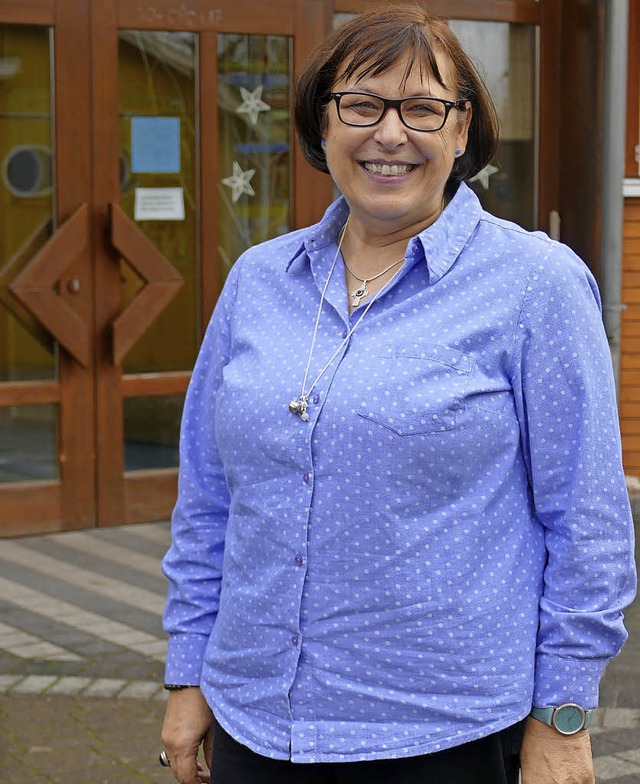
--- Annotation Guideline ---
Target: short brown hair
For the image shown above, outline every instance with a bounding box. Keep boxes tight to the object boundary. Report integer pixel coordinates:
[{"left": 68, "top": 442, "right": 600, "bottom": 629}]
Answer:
[{"left": 294, "top": 5, "right": 499, "bottom": 193}]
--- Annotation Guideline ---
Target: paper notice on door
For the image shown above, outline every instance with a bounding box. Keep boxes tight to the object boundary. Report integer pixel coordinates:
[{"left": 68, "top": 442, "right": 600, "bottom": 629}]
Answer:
[{"left": 134, "top": 187, "right": 185, "bottom": 221}]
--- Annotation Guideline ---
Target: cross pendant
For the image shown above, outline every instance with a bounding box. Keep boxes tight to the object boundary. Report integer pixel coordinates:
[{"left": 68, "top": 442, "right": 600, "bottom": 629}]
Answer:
[{"left": 351, "top": 286, "right": 369, "bottom": 307}]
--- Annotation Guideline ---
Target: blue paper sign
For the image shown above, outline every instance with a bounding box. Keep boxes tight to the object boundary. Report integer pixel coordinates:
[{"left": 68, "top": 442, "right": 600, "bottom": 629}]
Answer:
[{"left": 131, "top": 116, "right": 180, "bottom": 174}]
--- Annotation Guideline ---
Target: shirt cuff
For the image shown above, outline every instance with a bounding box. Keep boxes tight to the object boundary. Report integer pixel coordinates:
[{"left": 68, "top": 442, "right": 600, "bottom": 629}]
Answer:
[
  {"left": 164, "top": 633, "right": 208, "bottom": 685},
  {"left": 533, "top": 652, "right": 609, "bottom": 709}
]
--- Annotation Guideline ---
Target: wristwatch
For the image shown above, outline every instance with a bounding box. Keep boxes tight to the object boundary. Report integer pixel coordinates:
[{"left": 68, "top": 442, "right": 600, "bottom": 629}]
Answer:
[
  {"left": 530, "top": 703, "right": 594, "bottom": 735},
  {"left": 164, "top": 684, "right": 195, "bottom": 691}
]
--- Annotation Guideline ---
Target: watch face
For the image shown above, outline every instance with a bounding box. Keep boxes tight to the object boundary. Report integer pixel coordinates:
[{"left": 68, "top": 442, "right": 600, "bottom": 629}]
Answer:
[{"left": 553, "top": 704, "right": 586, "bottom": 735}]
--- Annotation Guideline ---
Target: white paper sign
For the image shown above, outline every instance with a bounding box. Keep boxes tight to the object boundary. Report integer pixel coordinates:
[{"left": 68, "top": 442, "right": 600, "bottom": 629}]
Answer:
[{"left": 134, "top": 187, "right": 185, "bottom": 221}]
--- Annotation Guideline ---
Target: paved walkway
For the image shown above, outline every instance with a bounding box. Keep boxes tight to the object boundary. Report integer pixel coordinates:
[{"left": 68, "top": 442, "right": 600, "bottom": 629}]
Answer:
[{"left": 0, "top": 519, "right": 637, "bottom": 783}]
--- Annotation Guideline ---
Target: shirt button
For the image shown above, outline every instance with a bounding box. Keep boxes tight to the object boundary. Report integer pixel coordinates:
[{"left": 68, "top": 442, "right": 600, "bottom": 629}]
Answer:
[
  {"left": 292, "top": 635, "right": 300, "bottom": 646},
  {"left": 303, "top": 472, "right": 310, "bottom": 484},
  {"left": 295, "top": 554, "right": 304, "bottom": 566},
  {"left": 312, "top": 394, "right": 320, "bottom": 405}
]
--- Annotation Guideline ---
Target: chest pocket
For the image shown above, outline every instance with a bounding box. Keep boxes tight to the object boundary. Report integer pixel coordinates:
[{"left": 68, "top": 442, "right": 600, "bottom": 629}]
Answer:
[{"left": 356, "top": 344, "right": 474, "bottom": 435}]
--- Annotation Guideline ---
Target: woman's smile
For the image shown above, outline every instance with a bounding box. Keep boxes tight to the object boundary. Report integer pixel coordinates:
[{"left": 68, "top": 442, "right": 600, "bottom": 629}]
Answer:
[{"left": 360, "top": 161, "right": 417, "bottom": 177}]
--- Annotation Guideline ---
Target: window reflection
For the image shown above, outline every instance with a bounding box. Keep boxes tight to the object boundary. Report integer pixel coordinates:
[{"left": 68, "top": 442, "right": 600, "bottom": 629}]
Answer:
[
  {"left": 124, "top": 394, "right": 183, "bottom": 471},
  {"left": 448, "top": 21, "right": 537, "bottom": 229},
  {"left": 0, "top": 404, "right": 59, "bottom": 482},
  {"left": 217, "top": 34, "right": 291, "bottom": 281}
]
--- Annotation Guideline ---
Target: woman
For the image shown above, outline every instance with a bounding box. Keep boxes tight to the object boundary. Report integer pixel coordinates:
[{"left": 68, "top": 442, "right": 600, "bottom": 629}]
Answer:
[{"left": 160, "top": 7, "right": 636, "bottom": 784}]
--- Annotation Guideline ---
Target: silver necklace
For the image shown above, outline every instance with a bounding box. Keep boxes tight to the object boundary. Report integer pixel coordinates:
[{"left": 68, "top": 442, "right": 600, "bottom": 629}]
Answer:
[
  {"left": 343, "top": 255, "right": 404, "bottom": 307},
  {"left": 288, "top": 218, "right": 402, "bottom": 421}
]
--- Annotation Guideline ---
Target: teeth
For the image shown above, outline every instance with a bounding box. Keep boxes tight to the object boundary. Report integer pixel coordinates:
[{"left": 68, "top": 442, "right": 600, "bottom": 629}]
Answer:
[{"left": 364, "top": 162, "right": 413, "bottom": 176}]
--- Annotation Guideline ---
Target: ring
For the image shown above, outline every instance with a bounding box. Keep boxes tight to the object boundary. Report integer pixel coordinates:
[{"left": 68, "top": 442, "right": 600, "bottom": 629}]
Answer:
[{"left": 159, "top": 750, "right": 171, "bottom": 768}]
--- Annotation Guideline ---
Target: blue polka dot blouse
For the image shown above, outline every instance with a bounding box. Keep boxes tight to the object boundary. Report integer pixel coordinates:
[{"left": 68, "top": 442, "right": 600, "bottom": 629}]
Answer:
[{"left": 162, "top": 182, "right": 636, "bottom": 763}]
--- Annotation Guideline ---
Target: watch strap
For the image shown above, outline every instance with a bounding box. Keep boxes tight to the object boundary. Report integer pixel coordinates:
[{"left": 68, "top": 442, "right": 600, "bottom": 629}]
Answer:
[
  {"left": 164, "top": 683, "right": 196, "bottom": 691},
  {"left": 531, "top": 704, "right": 593, "bottom": 732}
]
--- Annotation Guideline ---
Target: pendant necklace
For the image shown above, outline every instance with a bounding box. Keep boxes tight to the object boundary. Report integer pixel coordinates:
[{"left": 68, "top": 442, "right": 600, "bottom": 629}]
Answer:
[
  {"left": 288, "top": 218, "right": 404, "bottom": 422},
  {"left": 343, "top": 256, "right": 404, "bottom": 307}
]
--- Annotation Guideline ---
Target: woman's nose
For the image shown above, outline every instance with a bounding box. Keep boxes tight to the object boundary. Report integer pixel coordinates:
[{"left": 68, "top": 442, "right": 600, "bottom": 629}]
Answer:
[{"left": 373, "top": 107, "right": 408, "bottom": 147}]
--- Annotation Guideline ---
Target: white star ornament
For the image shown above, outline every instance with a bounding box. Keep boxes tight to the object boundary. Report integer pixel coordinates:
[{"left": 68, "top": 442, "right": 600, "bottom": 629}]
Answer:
[
  {"left": 236, "top": 85, "right": 271, "bottom": 126},
  {"left": 222, "top": 161, "right": 256, "bottom": 203},
  {"left": 469, "top": 163, "right": 499, "bottom": 190}
]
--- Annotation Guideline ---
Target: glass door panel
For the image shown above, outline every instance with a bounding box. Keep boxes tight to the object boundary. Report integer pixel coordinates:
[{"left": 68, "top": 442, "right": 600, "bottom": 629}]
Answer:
[
  {"left": 0, "top": 403, "right": 58, "bottom": 482},
  {"left": 448, "top": 20, "right": 537, "bottom": 229},
  {"left": 117, "top": 30, "right": 198, "bottom": 472},
  {"left": 124, "top": 394, "right": 182, "bottom": 470},
  {"left": 117, "top": 30, "right": 199, "bottom": 373},
  {"left": 0, "top": 24, "right": 60, "bottom": 484},
  {"left": 217, "top": 33, "right": 292, "bottom": 281},
  {"left": 0, "top": 25, "right": 55, "bottom": 382}
]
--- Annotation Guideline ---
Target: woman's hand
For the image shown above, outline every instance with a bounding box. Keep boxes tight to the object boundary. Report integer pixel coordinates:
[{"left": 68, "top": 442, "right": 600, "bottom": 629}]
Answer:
[
  {"left": 161, "top": 687, "right": 214, "bottom": 784},
  {"left": 520, "top": 716, "right": 595, "bottom": 784}
]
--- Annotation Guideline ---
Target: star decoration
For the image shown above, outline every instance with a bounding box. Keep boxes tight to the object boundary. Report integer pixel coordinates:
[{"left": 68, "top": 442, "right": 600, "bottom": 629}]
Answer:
[
  {"left": 235, "top": 85, "right": 271, "bottom": 126},
  {"left": 469, "top": 163, "right": 499, "bottom": 190},
  {"left": 222, "top": 161, "right": 256, "bottom": 203}
]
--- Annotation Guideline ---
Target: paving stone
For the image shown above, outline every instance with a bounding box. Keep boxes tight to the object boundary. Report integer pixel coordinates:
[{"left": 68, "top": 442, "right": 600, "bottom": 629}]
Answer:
[
  {"left": 0, "top": 674, "right": 23, "bottom": 690},
  {"left": 593, "top": 708, "right": 640, "bottom": 731},
  {"left": 46, "top": 676, "right": 92, "bottom": 695},
  {"left": 591, "top": 726, "right": 640, "bottom": 757},
  {"left": 12, "top": 674, "right": 57, "bottom": 693},
  {"left": 119, "top": 680, "right": 163, "bottom": 699},
  {"left": 83, "top": 677, "right": 127, "bottom": 697},
  {"left": 594, "top": 753, "right": 640, "bottom": 781}
]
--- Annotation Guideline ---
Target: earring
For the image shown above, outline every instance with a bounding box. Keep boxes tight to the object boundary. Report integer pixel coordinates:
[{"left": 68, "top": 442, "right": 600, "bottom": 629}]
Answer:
[
  {"left": 321, "top": 139, "right": 327, "bottom": 148},
  {"left": 455, "top": 148, "right": 462, "bottom": 156}
]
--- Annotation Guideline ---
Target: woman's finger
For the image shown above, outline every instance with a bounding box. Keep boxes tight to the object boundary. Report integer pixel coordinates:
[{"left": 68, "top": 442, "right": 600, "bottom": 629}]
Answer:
[{"left": 169, "top": 749, "right": 202, "bottom": 784}]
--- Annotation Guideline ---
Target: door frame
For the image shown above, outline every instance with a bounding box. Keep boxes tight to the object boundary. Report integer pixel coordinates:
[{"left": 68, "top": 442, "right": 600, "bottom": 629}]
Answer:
[{"left": 0, "top": 0, "right": 95, "bottom": 535}]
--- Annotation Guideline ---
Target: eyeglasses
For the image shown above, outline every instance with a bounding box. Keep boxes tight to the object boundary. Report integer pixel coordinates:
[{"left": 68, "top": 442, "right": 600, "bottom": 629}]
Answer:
[{"left": 330, "top": 91, "right": 468, "bottom": 133}]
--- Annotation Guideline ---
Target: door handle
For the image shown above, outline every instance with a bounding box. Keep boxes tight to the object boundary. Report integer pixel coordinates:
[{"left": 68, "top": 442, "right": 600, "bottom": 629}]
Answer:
[
  {"left": 8, "top": 203, "right": 91, "bottom": 367},
  {"left": 66, "top": 277, "right": 81, "bottom": 294},
  {"left": 108, "top": 203, "right": 184, "bottom": 365}
]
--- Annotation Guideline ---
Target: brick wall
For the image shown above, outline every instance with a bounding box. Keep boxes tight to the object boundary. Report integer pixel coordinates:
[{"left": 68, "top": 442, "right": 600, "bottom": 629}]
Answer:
[{"left": 621, "top": 198, "right": 640, "bottom": 476}]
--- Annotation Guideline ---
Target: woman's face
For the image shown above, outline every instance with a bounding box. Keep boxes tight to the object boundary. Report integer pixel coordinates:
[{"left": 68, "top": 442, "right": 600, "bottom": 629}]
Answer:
[{"left": 324, "top": 51, "right": 472, "bottom": 237}]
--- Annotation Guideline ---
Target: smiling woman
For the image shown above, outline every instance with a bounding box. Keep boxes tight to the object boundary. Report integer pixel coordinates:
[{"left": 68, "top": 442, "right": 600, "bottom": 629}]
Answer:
[{"left": 159, "top": 7, "right": 636, "bottom": 784}]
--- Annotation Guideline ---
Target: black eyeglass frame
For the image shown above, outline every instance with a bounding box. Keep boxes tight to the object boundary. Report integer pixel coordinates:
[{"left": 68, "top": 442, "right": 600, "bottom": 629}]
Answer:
[{"left": 329, "top": 91, "right": 469, "bottom": 133}]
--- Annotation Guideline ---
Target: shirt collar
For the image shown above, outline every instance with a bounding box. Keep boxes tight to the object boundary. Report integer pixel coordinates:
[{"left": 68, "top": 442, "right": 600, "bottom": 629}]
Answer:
[
  {"left": 286, "top": 182, "right": 482, "bottom": 283},
  {"left": 414, "top": 182, "right": 482, "bottom": 284},
  {"left": 286, "top": 198, "right": 350, "bottom": 274}
]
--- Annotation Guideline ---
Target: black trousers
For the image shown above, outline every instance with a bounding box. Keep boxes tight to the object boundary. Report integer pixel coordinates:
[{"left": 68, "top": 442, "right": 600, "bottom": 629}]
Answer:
[{"left": 210, "top": 716, "right": 525, "bottom": 784}]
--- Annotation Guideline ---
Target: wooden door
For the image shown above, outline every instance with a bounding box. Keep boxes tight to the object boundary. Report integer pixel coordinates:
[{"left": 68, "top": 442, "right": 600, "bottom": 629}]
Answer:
[
  {"left": 92, "top": 0, "right": 331, "bottom": 525},
  {"left": 0, "top": 0, "right": 330, "bottom": 533},
  {"left": 0, "top": 1, "right": 95, "bottom": 535}
]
